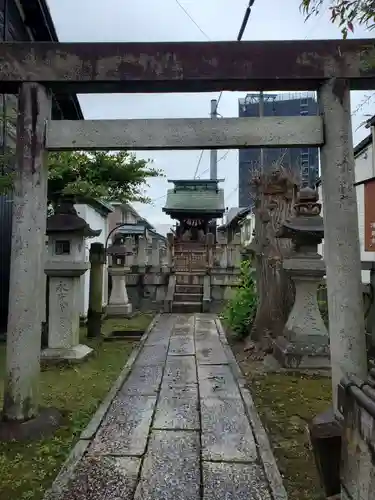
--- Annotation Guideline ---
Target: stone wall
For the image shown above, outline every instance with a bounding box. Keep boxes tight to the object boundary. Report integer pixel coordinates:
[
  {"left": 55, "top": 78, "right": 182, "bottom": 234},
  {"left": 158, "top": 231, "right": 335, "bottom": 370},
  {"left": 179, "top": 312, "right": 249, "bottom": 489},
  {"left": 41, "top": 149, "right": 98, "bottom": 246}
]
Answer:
[
  {"left": 107, "top": 235, "right": 243, "bottom": 313},
  {"left": 208, "top": 269, "right": 242, "bottom": 313},
  {"left": 125, "top": 268, "right": 169, "bottom": 312}
]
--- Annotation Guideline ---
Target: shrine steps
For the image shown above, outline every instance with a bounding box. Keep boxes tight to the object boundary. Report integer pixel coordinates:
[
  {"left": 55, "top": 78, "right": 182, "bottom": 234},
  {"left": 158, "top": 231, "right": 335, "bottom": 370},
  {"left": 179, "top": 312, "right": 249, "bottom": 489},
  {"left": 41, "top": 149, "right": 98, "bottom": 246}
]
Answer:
[{"left": 172, "top": 282, "right": 203, "bottom": 313}]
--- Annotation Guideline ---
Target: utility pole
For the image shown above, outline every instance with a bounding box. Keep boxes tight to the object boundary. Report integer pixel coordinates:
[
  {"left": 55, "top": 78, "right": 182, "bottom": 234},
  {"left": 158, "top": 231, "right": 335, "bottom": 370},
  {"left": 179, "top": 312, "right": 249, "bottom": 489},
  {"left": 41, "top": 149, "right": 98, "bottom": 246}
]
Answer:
[
  {"left": 210, "top": 99, "right": 218, "bottom": 180},
  {"left": 259, "top": 91, "right": 264, "bottom": 172}
]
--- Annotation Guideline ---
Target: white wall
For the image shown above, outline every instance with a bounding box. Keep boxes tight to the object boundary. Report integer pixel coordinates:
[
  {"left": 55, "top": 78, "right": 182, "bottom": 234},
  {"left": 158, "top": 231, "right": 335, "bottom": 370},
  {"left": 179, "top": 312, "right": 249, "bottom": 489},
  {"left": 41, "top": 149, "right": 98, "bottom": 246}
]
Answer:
[
  {"left": 74, "top": 203, "right": 109, "bottom": 318},
  {"left": 318, "top": 140, "right": 375, "bottom": 283}
]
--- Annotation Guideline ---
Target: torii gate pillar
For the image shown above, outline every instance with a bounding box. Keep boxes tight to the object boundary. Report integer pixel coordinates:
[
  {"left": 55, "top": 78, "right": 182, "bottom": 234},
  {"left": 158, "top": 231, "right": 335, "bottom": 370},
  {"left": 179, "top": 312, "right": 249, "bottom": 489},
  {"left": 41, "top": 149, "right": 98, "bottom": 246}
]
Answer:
[{"left": 318, "top": 78, "right": 368, "bottom": 414}]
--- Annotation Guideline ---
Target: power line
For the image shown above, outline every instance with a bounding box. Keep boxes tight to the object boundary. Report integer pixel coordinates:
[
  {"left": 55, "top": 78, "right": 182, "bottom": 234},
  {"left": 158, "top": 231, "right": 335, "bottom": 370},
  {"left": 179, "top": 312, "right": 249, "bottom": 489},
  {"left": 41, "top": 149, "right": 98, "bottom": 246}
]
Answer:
[
  {"left": 193, "top": 150, "right": 205, "bottom": 178},
  {"left": 213, "top": 0, "right": 256, "bottom": 116},
  {"left": 218, "top": 150, "right": 230, "bottom": 163},
  {"left": 196, "top": 151, "right": 231, "bottom": 179},
  {"left": 195, "top": 1, "right": 257, "bottom": 178},
  {"left": 174, "top": 0, "right": 210, "bottom": 40},
  {"left": 225, "top": 185, "right": 238, "bottom": 204}
]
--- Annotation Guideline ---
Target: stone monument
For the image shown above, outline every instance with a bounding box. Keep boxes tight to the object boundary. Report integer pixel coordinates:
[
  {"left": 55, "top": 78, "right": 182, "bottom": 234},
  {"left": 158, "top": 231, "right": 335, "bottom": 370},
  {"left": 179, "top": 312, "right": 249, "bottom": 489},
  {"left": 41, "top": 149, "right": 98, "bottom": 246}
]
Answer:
[
  {"left": 107, "top": 234, "right": 132, "bottom": 317},
  {"left": 42, "top": 198, "right": 101, "bottom": 363},
  {"left": 273, "top": 186, "right": 329, "bottom": 369}
]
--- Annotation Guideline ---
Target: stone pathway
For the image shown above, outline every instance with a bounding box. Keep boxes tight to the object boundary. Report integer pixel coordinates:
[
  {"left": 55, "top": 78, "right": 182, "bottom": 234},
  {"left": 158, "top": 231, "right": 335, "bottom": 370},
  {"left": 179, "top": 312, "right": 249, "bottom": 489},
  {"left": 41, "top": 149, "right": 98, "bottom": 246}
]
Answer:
[{"left": 45, "top": 314, "right": 287, "bottom": 500}]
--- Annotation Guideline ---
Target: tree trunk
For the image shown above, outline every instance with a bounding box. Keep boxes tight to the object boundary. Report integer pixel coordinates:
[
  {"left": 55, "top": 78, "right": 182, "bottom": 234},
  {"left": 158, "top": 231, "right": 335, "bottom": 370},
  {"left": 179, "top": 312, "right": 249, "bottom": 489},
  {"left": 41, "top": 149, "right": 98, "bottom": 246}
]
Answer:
[{"left": 249, "top": 168, "right": 297, "bottom": 348}]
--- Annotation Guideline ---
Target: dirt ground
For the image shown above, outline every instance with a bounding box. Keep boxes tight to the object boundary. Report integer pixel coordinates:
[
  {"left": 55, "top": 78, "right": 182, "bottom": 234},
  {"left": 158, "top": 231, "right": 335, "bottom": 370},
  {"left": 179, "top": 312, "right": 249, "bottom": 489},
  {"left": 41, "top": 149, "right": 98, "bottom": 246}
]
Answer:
[{"left": 230, "top": 339, "right": 332, "bottom": 500}]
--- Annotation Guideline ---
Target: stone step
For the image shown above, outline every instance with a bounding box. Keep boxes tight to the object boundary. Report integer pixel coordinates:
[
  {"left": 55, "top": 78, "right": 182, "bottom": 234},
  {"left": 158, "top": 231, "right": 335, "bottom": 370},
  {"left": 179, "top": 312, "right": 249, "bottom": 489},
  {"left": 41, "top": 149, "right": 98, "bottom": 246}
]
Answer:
[
  {"left": 175, "top": 284, "right": 203, "bottom": 294},
  {"left": 174, "top": 293, "right": 202, "bottom": 303},
  {"left": 175, "top": 274, "right": 204, "bottom": 286},
  {"left": 172, "top": 301, "right": 203, "bottom": 314}
]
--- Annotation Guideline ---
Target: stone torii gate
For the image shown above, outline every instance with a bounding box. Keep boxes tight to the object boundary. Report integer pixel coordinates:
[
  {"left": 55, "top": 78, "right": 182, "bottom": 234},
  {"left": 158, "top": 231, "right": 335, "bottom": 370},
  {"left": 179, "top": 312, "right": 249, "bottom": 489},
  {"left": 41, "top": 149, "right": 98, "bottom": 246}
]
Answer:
[{"left": 0, "top": 39, "right": 374, "bottom": 424}]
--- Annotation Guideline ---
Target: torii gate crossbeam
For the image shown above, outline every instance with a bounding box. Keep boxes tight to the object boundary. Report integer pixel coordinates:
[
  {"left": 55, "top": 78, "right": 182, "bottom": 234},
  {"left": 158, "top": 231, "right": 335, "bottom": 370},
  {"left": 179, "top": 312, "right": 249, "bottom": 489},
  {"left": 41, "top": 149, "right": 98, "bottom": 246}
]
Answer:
[{"left": 0, "top": 39, "right": 374, "bottom": 93}]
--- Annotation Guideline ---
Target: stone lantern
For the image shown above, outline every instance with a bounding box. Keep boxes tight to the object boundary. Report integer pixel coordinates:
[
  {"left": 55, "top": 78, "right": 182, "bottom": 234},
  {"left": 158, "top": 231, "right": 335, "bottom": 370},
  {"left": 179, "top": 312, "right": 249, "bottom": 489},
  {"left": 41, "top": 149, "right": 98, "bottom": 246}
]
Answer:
[
  {"left": 273, "top": 186, "right": 330, "bottom": 369},
  {"left": 107, "top": 234, "right": 132, "bottom": 316},
  {"left": 42, "top": 198, "right": 101, "bottom": 362}
]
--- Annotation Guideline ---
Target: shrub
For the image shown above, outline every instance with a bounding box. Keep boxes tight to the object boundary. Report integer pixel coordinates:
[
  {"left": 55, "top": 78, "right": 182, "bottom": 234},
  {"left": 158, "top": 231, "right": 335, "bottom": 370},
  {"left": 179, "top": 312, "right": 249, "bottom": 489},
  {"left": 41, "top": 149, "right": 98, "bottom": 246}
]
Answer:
[{"left": 223, "top": 259, "right": 258, "bottom": 338}]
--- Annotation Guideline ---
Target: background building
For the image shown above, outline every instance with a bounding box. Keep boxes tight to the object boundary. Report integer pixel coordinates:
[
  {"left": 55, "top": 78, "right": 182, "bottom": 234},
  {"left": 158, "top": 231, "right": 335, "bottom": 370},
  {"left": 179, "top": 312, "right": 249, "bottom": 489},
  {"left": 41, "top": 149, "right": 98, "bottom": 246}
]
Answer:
[
  {"left": 238, "top": 92, "right": 319, "bottom": 207},
  {"left": 0, "top": 0, "right": 83, "bottom": 333}
]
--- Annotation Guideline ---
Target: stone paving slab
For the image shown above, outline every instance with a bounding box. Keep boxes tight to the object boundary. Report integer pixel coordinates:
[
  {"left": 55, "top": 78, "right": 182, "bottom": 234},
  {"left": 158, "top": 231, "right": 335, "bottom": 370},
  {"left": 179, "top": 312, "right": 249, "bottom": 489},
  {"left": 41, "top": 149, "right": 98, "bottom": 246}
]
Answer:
[
  {"left": 134, "top": 430, "right": 200, "bottom": 500},
  {"left": 202, "top": 462, "right": 272, "bottom": 500},
  {"left": 133, "top": 344, "right": 169, "bottom": 366},
  {"left": 196, "top": 341, "right": 228, "bottom": 365},
  {"left": 45, "top": 455, "right": 141, "bottom": 500},
  {"left": 198, "top": 364, "right": 242, "bottom": 399},
  {"left": 153, "top": 385, "right": 199, "bottom": 430},
  {"left": 201, "top": 398, "right": 258, "bottom": 462},
  {"left": 119, "top": 365, "right": 163, "bottom": 396},
  {"left": 171, "top": 327, "right": 193, "bottom": 336},
  {"left": 163, "top": 355, "right": 197, "bottom": 385},
  {"left": 168, "top": 335, "right": 195, "bottom": 356},
  {"left": 89, "top": 396, "right": 156, "bottom": 456}
]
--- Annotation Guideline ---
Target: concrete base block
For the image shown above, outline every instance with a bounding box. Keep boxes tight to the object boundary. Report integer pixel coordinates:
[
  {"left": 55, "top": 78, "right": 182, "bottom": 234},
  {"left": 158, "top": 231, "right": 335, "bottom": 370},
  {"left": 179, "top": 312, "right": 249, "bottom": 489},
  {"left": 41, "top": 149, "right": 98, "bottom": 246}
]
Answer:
[
  {"left": 106, "top": 303, "right": 133, "bottom": 317},
  {"left": 273, "top": 335, "right": 330, "bottom": 369},
  {"left": 41, "top": 344, "right": 93, "bottom": 365},
  {"left": 308, "top": 407, "right": 342, "bottom": 498}
]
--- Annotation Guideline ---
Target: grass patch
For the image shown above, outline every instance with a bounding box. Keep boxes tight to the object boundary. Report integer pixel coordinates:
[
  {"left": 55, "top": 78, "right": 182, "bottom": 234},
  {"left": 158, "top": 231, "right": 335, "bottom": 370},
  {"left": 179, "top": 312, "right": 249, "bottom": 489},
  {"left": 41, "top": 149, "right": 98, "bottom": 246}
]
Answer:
[
  {"left": 0, "top": 313, "right": 154, "bottom": 500},
  {"left": 230, "top": 341, "right": 332, "bottom": 500}
]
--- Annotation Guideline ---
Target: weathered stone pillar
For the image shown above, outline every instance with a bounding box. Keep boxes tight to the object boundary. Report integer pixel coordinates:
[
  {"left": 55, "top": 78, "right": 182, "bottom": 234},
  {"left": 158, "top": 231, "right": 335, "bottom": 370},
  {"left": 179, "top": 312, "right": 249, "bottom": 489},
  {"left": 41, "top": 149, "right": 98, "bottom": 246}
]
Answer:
[
  {"left": 107, "top": 235, "right": 132, "bottom": 317},
  {"left": 42, "top": 200, "right": 100, "bottom": 363},
  {"left": 166, "top": 233, "right": 174, "bottom": 270},
  {"left": 124, "top": 236, "right": 134, "bottom": 268},
  {"left": 151, "top": 239, "right": 161, "bottom": 268},
  {"left": 206, "top": 233, "right": 215, "bottom": 270},
  {"left": 318, "top": 78, "right": 368, "bottom": 411},
  {"left": 136, "top": 236, "right": 148, "bottom": 269},
  {"left": 87, "top": 242, "right": 106, "bottom": 338},
  {"left": 273, "top": 187, "right": 329, "bottom": 369},
  {"left": 220, "top": 245, "right": 228, "bottom": 269},
  {"left": 3, "top": 83, "right": 51, "bottom": 422}
]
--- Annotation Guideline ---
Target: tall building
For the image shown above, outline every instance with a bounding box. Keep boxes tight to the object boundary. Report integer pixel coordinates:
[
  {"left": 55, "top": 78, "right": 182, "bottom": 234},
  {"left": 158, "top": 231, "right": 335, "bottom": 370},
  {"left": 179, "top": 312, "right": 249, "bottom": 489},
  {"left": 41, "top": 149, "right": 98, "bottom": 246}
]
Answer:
[{"left": 238, "top": 92, "right": 319, "bottom": 207}]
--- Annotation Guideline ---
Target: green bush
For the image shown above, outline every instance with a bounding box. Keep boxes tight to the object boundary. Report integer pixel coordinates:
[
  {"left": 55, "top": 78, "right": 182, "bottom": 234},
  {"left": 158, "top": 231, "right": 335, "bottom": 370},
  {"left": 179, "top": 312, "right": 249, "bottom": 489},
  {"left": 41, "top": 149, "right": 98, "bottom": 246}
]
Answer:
[{"left": 223, "top": 260, "right": 258, "bottom": 338}]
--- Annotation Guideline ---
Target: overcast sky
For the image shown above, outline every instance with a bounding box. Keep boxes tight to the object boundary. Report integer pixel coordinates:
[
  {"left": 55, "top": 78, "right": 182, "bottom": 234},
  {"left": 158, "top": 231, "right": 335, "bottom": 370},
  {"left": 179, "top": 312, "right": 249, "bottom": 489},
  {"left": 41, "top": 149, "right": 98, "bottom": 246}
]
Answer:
[{"left": 47, "top": 0, "right": 373, "bottom": 233}]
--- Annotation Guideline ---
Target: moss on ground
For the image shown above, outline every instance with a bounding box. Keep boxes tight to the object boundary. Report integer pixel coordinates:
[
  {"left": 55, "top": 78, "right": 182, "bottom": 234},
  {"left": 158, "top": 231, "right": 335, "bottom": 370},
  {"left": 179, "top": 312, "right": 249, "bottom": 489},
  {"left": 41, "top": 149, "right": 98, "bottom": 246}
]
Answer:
[
  {"left": 231, "top": 341, "right": 332, "bottom": 500},
  {"left": 0, "top": 313, "right": 154, "bottom": 500}
]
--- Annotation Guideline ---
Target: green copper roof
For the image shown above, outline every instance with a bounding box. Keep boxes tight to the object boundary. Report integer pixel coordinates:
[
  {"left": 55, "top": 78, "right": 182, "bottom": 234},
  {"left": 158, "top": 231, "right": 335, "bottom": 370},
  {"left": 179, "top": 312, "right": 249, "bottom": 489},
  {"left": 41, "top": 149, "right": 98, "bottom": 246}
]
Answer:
[{"left": 163, "top": 187, "right": 225, "bottom": 215}]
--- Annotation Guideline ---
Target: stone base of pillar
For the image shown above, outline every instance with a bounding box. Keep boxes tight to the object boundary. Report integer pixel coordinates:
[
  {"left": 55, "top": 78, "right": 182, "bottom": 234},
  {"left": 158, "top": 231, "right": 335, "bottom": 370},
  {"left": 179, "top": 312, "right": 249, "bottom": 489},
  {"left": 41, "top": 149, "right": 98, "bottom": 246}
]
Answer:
[
  {"left": 0, "top": 407, "right": 62, "bottom": 441},
  {"left": 41, "top": 344, "right": 93, "bottom": 365},
  {"left": 106, "top": 303, "right": 132, "bottom": 317},
  {"left": 308, "top": 407, "right": 342, "bottom": 498},
  {"left": 272, "top": 334, "right": 330, "bottom": 370}
]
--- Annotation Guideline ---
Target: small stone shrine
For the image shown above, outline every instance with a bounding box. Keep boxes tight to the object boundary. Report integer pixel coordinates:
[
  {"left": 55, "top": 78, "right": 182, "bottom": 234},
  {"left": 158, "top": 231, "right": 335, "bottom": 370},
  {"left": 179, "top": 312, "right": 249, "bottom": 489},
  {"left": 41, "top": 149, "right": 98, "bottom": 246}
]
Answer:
[
  {"left": 42, "top": 198, "right": 101, "bottom": 363},
  {"left": 107, "top": 234, "right": 133, "bottom": 317},
  {"left": 273, "top": 186, "right": 329, "bottom": 369}
]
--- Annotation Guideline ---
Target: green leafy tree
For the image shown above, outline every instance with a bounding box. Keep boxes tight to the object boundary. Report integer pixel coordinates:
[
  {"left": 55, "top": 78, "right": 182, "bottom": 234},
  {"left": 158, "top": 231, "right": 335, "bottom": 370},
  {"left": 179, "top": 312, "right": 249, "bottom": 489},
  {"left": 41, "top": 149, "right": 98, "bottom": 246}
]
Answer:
[
  {"left": 0, "top": 150, "right": 163, "bottom": 205},
  {"left": 301, "top": 0, "right": 375, "bottom": 37}
]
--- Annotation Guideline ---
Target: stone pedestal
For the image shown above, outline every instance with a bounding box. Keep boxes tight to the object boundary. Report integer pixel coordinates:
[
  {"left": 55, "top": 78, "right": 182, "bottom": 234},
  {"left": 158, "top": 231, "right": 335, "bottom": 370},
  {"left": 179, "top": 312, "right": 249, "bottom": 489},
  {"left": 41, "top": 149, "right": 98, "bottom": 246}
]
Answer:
[
  {"left": 42, "top": 264, "right": 93, "bottom": 363},
  {"left": 273, "top": 187, "right": 329, "bottom": 370},
  {"left": 273, "top": 259, "right": 330, "bottom": 369},
  {"left": 107, "top": 267, "right": 132, "bottom": 317}
]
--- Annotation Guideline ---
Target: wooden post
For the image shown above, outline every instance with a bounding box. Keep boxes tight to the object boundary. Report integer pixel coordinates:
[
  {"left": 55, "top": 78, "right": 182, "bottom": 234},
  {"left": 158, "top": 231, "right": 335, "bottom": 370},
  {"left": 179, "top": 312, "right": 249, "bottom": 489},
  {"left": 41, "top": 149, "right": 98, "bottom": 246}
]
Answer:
[
  {"left": 3, "top": 83, "right": 51, "bottom": 421},
  {"left": 318, "top": 78, "right": 368, "bottom": 413},
  {"left": 87, "top": 242, "right": 105, "bottom": 338}
]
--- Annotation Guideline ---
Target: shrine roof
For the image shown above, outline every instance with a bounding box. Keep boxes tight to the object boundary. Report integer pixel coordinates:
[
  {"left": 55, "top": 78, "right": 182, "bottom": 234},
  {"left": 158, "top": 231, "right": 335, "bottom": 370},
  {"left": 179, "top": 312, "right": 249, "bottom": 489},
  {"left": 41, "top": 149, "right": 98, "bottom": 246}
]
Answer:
[{"left": 162, "top": 183, "right": 225, "bottom": 215}]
